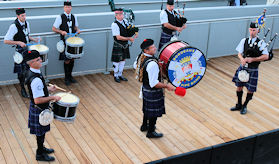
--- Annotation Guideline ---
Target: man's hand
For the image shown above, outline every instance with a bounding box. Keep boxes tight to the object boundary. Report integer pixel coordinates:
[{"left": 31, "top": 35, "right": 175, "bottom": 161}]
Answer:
[
  {"left": 61, "top": 31, "right": 67, "bottom": 36},
  {"left": 18, "top": 41, "right": 26, "bottom": 48},
  {"left": 166, "top": 83, "right": 175, "bottom": 91},
  {"left": 52, "top": 96, "right": 61, "bottom": 102},
  {"left": 129, "top": 37, "right": 135, "bottom": 42}
]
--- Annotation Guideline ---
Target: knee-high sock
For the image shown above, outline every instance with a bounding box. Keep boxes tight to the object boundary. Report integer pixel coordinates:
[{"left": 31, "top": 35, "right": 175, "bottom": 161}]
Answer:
[
  {"left": 118, "top": 61, "right": 125, "bottom": 77},
  {"left": 142, "top": 114, "right": 148, "bottom": 127},
  {"left": 69, "top": 60, "right": 75, "bottom": 77},
  {"left": 18, "top": 73, "right": 25, "bottom": 89},
  {"left": 237, "top": 91, "right": 243, "bottom": 105},
  {"left": 243, "top": 93, "right": 253, "bottom": 107},
  {"left": 113, "top": 62, "right": 119, "bottom": 77},
  {"left": 36, "top": 134, "right": 45, "bottom": 155},
  {"left": 148, "top": 117, "right": 157, "bottom": 133},
  {"left": 64, "top": 62, "right": 71, "bottom": 80}
]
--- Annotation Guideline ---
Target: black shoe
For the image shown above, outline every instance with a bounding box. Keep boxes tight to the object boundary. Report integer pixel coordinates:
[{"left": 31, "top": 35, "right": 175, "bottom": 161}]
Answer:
[
  {"left": 70, "top": 76, "right": 77, "bottom": 83},
  {"left": 240, "top": 106, "right": 247, "bottom": 115},
  {"left": 43, "top": 147, "right": 54, "bottom": 154},
  {"left": 119, "top": 76, "right": 128, "bottom": 81},
  {"left": 146, "top": 131, "right": 163, "bottom": 138},
  {"left": 21, "top": 88, "right": 29, "bottom": 98},
  {"left": 65, "top": 79, "right": 71, "bottom": 86},
  {"left": 140, "top": 125, "right": 148, "bottom": 132},
  {"left": 36, "top": 153, "right": 55, "bottom": 161},
  {"left": 114, "top": 77, "right": 121, "bottom": 83},
  {"left": 230, "top": 104, "right": 242, "bottom": 111}
]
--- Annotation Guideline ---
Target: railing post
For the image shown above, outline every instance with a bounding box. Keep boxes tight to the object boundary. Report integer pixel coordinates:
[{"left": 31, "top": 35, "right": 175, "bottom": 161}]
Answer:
[{"left": 104, "top": 30, "right": 110, "bottom": 74}]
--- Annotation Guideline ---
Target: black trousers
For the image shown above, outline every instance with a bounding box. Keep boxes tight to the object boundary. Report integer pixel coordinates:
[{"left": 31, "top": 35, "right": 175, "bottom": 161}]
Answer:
[{"left": 36, "top": 134, "right": 45, "bottom": 155}]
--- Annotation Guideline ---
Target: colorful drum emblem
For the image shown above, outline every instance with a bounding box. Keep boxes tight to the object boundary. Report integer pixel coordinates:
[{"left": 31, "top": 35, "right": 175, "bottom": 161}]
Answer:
[{"left": 159, "top": 40, "right": 206, "bottom": 89}]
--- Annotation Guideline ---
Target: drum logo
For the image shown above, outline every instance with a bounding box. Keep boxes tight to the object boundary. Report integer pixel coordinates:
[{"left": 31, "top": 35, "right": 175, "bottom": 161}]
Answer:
[{"left": 168, "top": 47, "right": 206, "bottom": 88}]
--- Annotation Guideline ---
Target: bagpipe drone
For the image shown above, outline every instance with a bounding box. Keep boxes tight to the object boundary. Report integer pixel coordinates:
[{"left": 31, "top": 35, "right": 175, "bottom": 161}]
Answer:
[{"left": 108, "top": 0, "right": 139, "bottom": 37}]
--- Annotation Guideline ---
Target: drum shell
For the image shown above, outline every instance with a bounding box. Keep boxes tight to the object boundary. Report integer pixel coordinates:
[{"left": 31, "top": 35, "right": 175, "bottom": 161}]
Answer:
[
  {"left": 28, "top": 45, "right": 49, "bottom": 66},
  {"left": 53, "top": 103, "right": 77, "bottom": 118},
  {"left": 65, "top": 37, "right": 85, "bottom": 59}
]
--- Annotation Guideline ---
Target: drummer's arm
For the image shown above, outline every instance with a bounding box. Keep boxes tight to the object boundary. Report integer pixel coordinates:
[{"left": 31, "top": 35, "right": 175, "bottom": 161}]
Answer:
[
  {"left": 34, "top": 96, "right": 61, "bottom": 104},
  {"left": 74, "top": 26, "right": 81, "bottom": 34},
  {"left": 29, "top": 36, "right": 39, "bottom": 43},
  {"left": 116, "top": 35, "right": 134, "bottom": 42},
  {"left": 52, "top": 26, "right": 67, "bottom": 36},
  {"left": 4, "top": 40, "right": 26, "bottom": 47}
]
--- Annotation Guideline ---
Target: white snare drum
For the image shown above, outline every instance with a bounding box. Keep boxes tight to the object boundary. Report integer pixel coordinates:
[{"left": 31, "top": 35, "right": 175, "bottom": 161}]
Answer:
[
  {"left": 29, "top": 44, "right": 49, "bottom": 66},
  {"left": 52, "top": 92, "right": 79, "bottom": 122},
  {"left": 65, "top": 37, "right": 85, "bottom": 59}
]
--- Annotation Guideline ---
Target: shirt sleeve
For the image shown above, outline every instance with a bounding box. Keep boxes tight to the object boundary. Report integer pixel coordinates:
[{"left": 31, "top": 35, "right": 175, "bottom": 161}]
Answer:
[
  {"left": 111, "top": 22, "right": 120, "bottom": 36},
  {"left": 236, "top": 38, "right": 246, "bottom": 54},
  {"left": 31, "top": 78, "right": 45, "bottom": 99},
  {"left": 53, "top": 15, "right": 62, "bottom": 29},
  {"left": 4, "top": 24, "right": 17, "bottom": 41},
  {"left": 160, "top": 10, "right": 168, "bottom": 24},
  {"left": 74, "top": 15, "right": 79, "bottom": 27},
  {"left": 146, "top": 61, "right": 160, "bottom": 88}
]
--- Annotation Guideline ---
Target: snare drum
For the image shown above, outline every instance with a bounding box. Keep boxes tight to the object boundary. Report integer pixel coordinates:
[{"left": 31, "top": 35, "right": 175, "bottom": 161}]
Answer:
[
  {"left": 65, "top": 37, "right": 85, "bottom": 59},
  {"left": 29, "top": 44, "right": 49, "bottom": 66},
  {"left": 52, "top": 92, "right": 79, "bottom": 122},
  {"left": 159, "top": 40, "right": 206, "bottom": 89}
]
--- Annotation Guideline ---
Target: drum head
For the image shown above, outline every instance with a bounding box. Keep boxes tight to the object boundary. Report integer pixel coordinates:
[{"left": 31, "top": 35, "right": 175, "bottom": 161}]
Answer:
[
  {"left": 29, "top": 44, "right": 49, "bottom": 55},
  {"left": 166, "top": 46, "right": 207, "bottom": 89},
  {"left": 66, "top": 37, "right": 85, "bottom": 47},
  {"left": 54, "top": 92, "right": 80, "bottom": 107}
]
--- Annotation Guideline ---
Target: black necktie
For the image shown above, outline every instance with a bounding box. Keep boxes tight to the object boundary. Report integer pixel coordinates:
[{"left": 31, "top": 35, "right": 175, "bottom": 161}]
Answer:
[
  {"left": 22, "top": 25, "right": 25, "bottom": 29},
  {"left": 67, "top": 15, "right": 71, "bottom": 22}
]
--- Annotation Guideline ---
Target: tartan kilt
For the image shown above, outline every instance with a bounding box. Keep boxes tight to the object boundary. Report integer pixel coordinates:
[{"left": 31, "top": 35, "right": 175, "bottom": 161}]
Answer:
[
  {"left": 142, "top": 85, "right": 165, "bottom": 118},
  {"left": 28, "top": 102, "right": 50, "bottom": 136},
  {"left": 111, "top": 42, "right": 130, "bottom": 62},
  {"left": 158, "top": 31, "right": 173, "bottom": 51},
  {"left": 232, "top": 66, "right": 259, "bottom": 92}
]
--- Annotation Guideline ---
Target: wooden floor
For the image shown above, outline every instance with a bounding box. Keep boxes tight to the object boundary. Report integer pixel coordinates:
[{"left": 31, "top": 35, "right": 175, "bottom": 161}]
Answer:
[{"left": 0, "top": 50, "right": 279, "bottom": 164}]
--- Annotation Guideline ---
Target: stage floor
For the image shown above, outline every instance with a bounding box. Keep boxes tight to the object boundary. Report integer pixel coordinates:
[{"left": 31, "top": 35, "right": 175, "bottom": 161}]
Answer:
[{"left": 0, "top": 51, "right": 278, "bottom": 164}]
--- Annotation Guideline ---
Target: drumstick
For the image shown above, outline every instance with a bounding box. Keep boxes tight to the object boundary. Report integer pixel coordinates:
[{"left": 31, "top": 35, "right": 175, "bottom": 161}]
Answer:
[{"left": 49, "top": 83, "right": 67, "bottom": 92}]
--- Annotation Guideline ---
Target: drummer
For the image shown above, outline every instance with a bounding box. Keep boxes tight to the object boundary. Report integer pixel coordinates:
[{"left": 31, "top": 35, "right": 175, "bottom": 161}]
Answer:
[
  {"left": 4, "top": 8, "right": 40, "bottom": 98},
  {"left": 52, "top": 1, "right": 81, "bottom": 86},
  {"left": 24, "top": 50, "right": 61, "bottom": 161},
  {"left": 158, "top": 0, "right": 186, "bottom": 50},
  {"left": 135, "top": 39, "right": 175, "bottom": 138}
]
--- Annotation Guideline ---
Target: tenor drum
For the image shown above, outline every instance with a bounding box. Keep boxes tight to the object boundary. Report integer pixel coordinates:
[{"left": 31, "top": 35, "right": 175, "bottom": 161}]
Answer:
[
  {"left": 65, "top": 37, "right": 85, "bottom": 59},
  {"left": 52, "top": 92, "right": 79, "bottom": 122},
  {"left": 29, "top": 44, "right": 49, "bottom": 66},
  {"left": 159, "top": 40, "right": 206, "bottom": 89}
]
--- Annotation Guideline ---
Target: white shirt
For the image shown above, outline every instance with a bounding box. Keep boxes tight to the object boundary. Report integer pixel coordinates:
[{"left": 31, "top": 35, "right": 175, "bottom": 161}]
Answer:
[
  {"left": 4, "top": 20, "right": 30, "bottom": 41},
  {"left": 144, "top": 53, "right": 160, "bottom": 88},
  {"left": 111, "top": 19, "right": 128, "bottom": 36},
  {"left": 236, "top": 37, "right": 269, "bottom": 55},
  {"left": 30, "top": 68, "right": 45, "bottom": 99},
  {"left": 235, "top": 0, "right": 240, "bottom": 6},
  {"left": 53, "top": 12, "right": 79, "bottom": 32},
  {"left": 160, "top": 9, "right": 175, "bottom": 24}
]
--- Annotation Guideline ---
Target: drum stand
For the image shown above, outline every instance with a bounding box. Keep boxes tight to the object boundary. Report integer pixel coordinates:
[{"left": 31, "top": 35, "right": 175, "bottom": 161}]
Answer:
[{"left": 44, "top": 65, "right": 49, "bottom": 84}]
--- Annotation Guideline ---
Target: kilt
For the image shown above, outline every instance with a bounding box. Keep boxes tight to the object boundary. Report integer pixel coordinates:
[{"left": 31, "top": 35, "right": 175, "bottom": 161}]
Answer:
[
  {"left": 142, "top": 85, "right": 165, "bottom": 118},
  {"left": 232, "top": 66, "right": 259, "bottom": 92},
  {"left": 158, "top": 31, "right": 173, "bottom": 51},
  {"left": 111, "top": 41, "right": 130, "bottom": 62},
  {"left": 28, "top": 102, "right": 50, "bottom": 136}
]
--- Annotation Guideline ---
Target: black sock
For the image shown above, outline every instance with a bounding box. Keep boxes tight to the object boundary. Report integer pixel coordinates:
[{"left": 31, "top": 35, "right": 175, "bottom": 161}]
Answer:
[
  {"left": 148, "top": 117, "right": 157, "bottom": 133},
  {"left": 236, "top": 91, "right": 243, "bottom": 106},
  {"left": 36, "top": 134, "right": 45, "bottom": 155},
  {"left": 142, "top": 114, "right": 148, "bottom": 127},
  {"left": 243, "top": 93, "right": 253, "bottom": 107}
]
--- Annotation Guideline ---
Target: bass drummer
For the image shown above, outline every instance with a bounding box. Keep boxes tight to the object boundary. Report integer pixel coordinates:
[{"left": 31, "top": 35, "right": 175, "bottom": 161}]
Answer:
[
  {"left": 4, "top": 8, "right": 40, "bottom": 98},
  {"left": 52, "top": 1, "right": 81, "bottom": 86},
  {"left": 135, "top": 39, "right": 175, "bottom": 138},
  {"left": 159, "top": 0, "right": 187, "bottom": 50}
]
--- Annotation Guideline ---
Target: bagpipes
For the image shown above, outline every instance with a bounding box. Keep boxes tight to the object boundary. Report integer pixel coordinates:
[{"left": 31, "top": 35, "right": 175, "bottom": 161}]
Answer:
[
  {"left": 108, "top": 0, "right": 139, "bottom": 37},
  {"left": 256, "top": 9, "right": 278, "bottom": 61},
  {"left": 174, "top": 0, "right": 187, "bottom": 27}
]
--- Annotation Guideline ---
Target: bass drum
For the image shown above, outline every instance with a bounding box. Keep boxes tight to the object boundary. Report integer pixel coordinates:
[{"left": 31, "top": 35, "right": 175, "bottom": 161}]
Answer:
[{"left": 158, "top": 40, "right": 206, "bottom": 89}]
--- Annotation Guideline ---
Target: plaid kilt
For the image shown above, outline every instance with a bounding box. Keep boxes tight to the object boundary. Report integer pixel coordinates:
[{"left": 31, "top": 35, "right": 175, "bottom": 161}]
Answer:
[
  {"left": 28, "top": 102, "right": 50, "bottom": 136},
  {"left": 111, "top": 42, "right": 130, "bottom": 62},
  {"left": 142, "top": 85, "right": 165, "bottom": 118},
  {"left": 232, "top": 66, "right": 259, "bottom": 92},
  {"left": 158, "top": 31, "right": 173, "bottom": 51}
]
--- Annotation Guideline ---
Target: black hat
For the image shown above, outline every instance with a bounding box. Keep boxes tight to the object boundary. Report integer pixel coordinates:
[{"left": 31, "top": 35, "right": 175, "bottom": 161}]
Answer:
[
  {"left": 250, "top": 22, "right": 258, "bottom": 28},
  {"left": 167, "top": 0, "right": 174, "bottom": 5},
  {"left": 140, "top": 39, "right": 154, "bottom": 50},
  {"left": 114, "top": 8, "right": 123, "bottom": 13},
  {"left": 64, "top": 1, "right": 72, "bottom": 6},
  {"left": 24, "top": 50, "right": 40, "bottom": 62},
  {"left": 16, "top": 8, "right": 25, "bottom": 15}
]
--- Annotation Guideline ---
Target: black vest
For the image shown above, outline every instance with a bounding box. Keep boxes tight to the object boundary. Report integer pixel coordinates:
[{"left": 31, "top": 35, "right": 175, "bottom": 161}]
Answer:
[
  {"left": 113, "top": 20, "right": 129, "bottom": 45},
  {"left": 243, "top": 37, "right": 262, "bottom": 68},
  {"left": 13, "top": 19, "right": 29, "bottom": 43},
  {"left": 59, "top": 14, "right": 76, "bottom": 40},
  {"left": 162, "top": 9, "right": 177, "bottom": 35},
  {"left": 141, "top": 56, "right": 162, "bottom": 88},
  {"left": 26, "top": 70, "right": 49, "bottom": 109}
]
